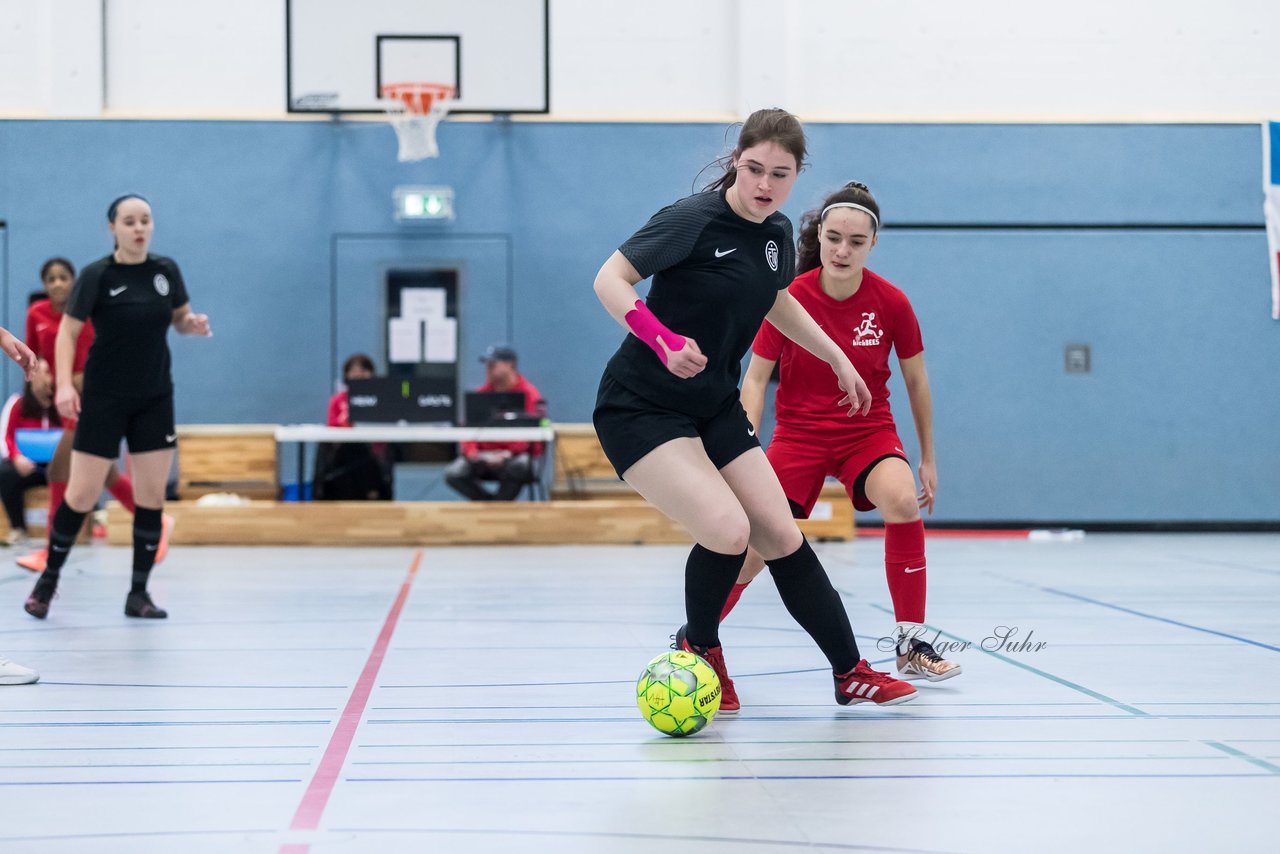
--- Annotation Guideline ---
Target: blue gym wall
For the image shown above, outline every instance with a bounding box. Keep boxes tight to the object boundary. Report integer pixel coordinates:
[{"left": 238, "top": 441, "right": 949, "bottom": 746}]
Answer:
[{"left": 0, "top": 119, "right": 1275, "bottom": 523}]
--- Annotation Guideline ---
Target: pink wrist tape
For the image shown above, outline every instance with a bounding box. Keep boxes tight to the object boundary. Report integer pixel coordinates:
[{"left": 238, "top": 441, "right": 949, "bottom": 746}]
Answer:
[{"left": 625, "top": 299, "right": 685, "bottom": 365}]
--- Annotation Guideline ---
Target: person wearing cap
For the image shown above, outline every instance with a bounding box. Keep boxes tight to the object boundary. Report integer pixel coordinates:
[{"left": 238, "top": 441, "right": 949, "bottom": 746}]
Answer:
[{"left": 444, "top": 345, "right": 545, "bottom": 501}]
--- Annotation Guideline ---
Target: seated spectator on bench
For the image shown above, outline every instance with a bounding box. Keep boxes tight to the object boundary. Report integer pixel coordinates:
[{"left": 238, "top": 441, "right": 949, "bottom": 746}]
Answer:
[
  {"left": 446, "top": 345, "right": 545, "bottom": 502},
  {"left": 315, "top": 353, "right": 392, "bottom": 500},
  {"left": 0, "top": 360, "right": 60, "bottom": 545}
]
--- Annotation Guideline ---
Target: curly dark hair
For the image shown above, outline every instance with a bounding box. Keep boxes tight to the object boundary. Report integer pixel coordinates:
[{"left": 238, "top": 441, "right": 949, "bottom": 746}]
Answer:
[{"left": 796, "top": 182, "right": 880, "bottom": 274}]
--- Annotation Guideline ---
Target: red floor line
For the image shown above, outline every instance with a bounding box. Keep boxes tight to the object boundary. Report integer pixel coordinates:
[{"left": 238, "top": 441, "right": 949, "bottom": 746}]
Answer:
[
  {"left": 858, "top": 528, "right": 1033, "bottom": 539},
  {"left": 280, "top": 550, "right": 423, "bottom": 852}
]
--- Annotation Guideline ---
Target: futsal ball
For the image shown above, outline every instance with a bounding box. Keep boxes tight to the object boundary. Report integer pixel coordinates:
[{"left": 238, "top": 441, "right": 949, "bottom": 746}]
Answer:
[{"left": 636, "top": 650, "right": 721, "bottom": 737}]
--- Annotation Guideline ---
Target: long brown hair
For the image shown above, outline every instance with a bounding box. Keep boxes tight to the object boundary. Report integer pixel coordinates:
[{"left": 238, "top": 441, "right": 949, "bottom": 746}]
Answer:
[
  {"left": 796, "top": 182, "right": 881, "bottom": 274},
  {"left": 702, "top": 108, "right": 807, "bottom": 192}
]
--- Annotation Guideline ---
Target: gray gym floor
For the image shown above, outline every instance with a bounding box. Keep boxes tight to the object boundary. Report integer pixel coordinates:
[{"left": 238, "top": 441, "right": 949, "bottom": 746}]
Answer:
[{"left": 1, "top": 534, "right": 1276, "bottom": 852}]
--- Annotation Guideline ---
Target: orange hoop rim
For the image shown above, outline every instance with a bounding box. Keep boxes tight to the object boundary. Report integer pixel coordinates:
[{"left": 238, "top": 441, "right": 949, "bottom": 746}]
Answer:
[{"left": 380, "top": 82, "right": 456, "bottom": 114}]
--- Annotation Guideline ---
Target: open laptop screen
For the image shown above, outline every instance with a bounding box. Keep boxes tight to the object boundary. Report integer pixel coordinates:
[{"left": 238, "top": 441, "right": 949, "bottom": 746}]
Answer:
[{"left": 463, "top": 391, "right": 527, "bottom": 426}]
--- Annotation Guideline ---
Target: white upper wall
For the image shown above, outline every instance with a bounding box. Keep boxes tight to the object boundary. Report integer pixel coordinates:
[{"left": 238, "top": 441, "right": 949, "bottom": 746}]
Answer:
[{"left": 1, "top": 0, "right": 1277, "bottom": 119}]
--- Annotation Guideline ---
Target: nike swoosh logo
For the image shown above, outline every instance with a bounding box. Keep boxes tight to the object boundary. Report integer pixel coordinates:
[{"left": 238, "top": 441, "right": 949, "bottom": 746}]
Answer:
[
  {"left": 747, "top": 427, "right": 755, "bottom": 436},
  {"left": 109, "top": 286, "right": 127, "bottom": 297},
  {"left": 165, "top": 434, "right": 177, "bottom": 443},
  {"left": 51, "top": 545, "right": 68, "bottom": 553},
  {"left": 904, "top": 566, "right": 926, "bottom": 574},
  {"left": 145, "top": 544, "right": 158, "bottom": 551},
  {"left": 894, "top": 447, "right": 904, "bottom": 453},
  {"left": 714, "top": 248, "right": 737, "bottom": 258}
]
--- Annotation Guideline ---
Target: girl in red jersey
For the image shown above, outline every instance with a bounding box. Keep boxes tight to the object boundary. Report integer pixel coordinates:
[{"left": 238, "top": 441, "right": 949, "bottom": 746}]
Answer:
[
  {"left": 593, "top": 113, "right": 916, "bottom": 713},
  {"left": 17, "top": 258, "right": 165, "bottom": 573},
  {"left": 725, "top": 182, "right": 961, "bottom": 691},
  {"left": 0, "top": 359, "right": 59, "bottom": 544}
]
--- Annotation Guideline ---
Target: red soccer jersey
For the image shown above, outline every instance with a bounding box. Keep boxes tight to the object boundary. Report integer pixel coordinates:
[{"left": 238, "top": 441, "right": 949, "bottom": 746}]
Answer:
[
  {"left": 25, "top": 298, "right": 94, "bottom": 382},
  {"left": 327, "top": 390, "right": 352, "bottom": 428},
  {"left": 752, "top": 266, "right": 922, "bottom": 435},
  {"left": 0, "top": 393, "right": 56, "bottom": 460}
]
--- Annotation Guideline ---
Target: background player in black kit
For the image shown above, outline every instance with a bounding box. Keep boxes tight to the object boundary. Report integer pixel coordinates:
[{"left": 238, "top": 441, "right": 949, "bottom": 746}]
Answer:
[
  {"left": 24, "top": 195, "right": 211, "bottom": 620},
  {"left": 592, "top": 109, "right": 917, "bottom": 712}
]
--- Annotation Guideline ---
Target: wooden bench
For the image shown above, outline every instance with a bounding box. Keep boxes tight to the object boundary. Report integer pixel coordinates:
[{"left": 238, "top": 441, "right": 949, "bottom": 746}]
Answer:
[
  {"left": 551, "top": 423, "right": 854, "bottom": 541},
  {"left": 175, "top": 424, "right": 278, "bottom": 500},
  {"left": 553, "top": 422, "right": 631, "bottom": 500},
  {"left": 0, "top": 423, "right": 275, "bottom": 540}
]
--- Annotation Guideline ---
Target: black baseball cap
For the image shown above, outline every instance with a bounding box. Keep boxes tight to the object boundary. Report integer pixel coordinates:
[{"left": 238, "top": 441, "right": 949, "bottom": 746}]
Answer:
[{"left": 480, "top": 344, "right": 517, "bottom": 363}]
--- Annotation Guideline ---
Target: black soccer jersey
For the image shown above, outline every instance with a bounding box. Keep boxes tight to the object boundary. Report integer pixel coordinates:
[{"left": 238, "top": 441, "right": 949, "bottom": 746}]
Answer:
[
  {"left": 68, "top": 254, "right": 190, "bottom": 399},
  {"left": 605, "top": 189, "right": 795, "bottom": 417}
]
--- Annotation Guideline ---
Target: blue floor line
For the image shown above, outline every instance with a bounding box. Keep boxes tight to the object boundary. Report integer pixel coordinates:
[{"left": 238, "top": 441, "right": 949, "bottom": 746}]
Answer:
[
  {"left": 1040, "top": 586, "right": 1280, "bottom": 653},
  {"left": 862, "top": 602, "right": 1151, "bottom": 717},
  {"left": 1202, "top": 741, "right": 1280, "bottom": 775}
]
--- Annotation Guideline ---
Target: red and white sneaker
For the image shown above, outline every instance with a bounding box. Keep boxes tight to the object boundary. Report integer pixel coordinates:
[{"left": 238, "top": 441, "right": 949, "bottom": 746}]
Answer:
[
  {"left": 673, "top": 624, "right": 740, "bottom": 714},
  {"left": 834, "top": 659, "right": 917, "bottom": 706},
  {"left": 16, "top": 548, "right": 47, "bottom": 573}
]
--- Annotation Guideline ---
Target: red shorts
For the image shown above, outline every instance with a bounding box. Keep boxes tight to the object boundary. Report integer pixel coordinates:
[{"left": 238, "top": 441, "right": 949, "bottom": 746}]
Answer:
[{"left": 767, "top": 427, "right": 907, "bottom": 514}]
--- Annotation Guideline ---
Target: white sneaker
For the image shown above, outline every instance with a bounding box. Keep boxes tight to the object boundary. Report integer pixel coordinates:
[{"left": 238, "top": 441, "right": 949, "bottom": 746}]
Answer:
[
  {"left": 0, "top": 656, "right": 39, "bottom": 685},
  {"left": 896, "top": 636, "right": 962, "bottom": 682},
  {"left": 3, "top": 528, "right": 26, "bottom": 547}
]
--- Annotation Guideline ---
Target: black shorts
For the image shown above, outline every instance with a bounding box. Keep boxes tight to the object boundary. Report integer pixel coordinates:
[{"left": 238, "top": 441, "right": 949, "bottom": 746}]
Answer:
[
  {"left": 74, "top": 391, "right": 177, "bottom": 459},
  {"left": 592, "top": 373, "right": 760, "bottom": 478}
]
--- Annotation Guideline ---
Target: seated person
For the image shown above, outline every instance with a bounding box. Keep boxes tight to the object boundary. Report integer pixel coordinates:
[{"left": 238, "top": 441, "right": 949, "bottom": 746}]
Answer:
[
  {"left": 446, "top": 345, "right": 545, "bottom": 502},
  {"left": 315, "top": 353, "right": 392, "bottom": 500},
  {"left": 0, "top": 360, "right": 60, "bottom": 545}
]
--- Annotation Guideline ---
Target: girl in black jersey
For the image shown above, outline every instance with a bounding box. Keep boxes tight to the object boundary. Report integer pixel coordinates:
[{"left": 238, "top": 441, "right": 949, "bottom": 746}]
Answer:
[
  {"left": 24, "top": 195, "right": 211, "bottom": 620},
  {"left": 592, "top": 109, "right": 917, "bottom": 712}
]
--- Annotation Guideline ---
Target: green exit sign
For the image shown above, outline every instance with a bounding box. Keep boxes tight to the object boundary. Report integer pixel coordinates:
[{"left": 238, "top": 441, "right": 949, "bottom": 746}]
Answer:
[{"left": 395, "top": 186, "right": 454, "bottom": 221}]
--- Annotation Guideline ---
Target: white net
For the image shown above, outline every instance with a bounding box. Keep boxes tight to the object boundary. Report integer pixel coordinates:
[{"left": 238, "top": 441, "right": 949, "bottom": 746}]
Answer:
[{"left": 382, "top": 84, "right": 455, "bottom": 162}]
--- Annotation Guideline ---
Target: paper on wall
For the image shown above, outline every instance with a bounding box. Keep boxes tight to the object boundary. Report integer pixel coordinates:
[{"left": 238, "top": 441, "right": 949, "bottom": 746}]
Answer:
[
  {"left": 401, "top": 287, "right": 447, "bottom": 320},
  {"left": 388, "top": 317, "right": 423, "bottom": 363},
  {"left": 424, "top": 316, "right": 457, "bottom": 363}
]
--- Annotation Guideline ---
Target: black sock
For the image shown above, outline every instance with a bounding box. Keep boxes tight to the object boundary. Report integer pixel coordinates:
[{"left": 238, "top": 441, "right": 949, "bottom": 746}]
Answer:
[
  {"left": 684, "top": 544, "right": 747, "bottom": 648},
  {"left": 43, "top": 502, "right": 88, "bottom": 583},
  {"left": 131, "top": 506, "right": 163, "bottom": 594},
  {"left": 767, "top": 538, "right": 860, "bottom": 673}
]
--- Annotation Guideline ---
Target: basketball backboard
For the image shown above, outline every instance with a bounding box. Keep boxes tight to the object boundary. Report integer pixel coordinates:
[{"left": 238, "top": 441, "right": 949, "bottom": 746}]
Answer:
[{"left": 286, "top": 0, "right": 549, "bottom": 115}]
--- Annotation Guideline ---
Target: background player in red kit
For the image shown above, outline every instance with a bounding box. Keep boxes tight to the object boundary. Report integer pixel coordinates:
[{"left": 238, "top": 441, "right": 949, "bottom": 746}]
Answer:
[
  {"left": 728, "top": 182, "right": 961, "bottom": 686},
  {"left": 18, "top": 258, "right": 167, "bottom": 572},
  {"left": 0, "top": 322, "right": 39, "bottom": 683}
]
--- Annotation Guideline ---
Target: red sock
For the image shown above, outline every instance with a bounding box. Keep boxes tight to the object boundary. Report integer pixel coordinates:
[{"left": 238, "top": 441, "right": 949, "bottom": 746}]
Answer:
[
  {"left": 719, "top": 581, "right": 750, "bottom": 622},
  {"left": 884, "top": 520, "right": 927, "bottom": 624},
  {"left": 46, "top": 481, "right": 67, "bottom": 543},
  {"left": 108, "top": 476, "right": 136, "bottom": 514}
]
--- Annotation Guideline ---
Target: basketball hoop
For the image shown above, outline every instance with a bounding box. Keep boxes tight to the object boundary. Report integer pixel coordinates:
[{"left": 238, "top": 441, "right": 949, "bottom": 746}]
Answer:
[{"left": 381, "top": 82, "right": 456, "bottom": 162}]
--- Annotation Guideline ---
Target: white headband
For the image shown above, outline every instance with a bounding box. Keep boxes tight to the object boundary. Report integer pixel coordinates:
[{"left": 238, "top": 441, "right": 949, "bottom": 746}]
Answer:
[{"left": 821, "top": 202, "right": 879, "bottom": 232}]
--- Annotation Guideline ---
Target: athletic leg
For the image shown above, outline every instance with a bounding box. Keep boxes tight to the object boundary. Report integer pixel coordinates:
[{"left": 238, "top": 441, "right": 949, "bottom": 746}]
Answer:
[
  {"left": 122, "top": 449, "right": 173, "bottom": 618},
  {"left": 721, "top": 448, "right": 916, "bottom": 706},
  {"left": 861, "top": 456, "right": 960, "bottom": 682},
  {"left": 24, "top": 451, "right": 113, "bottom": 619},
  {"left": 623, "top": 437, "right": 749, "bottom": 713},
  {"left": 723, "top": 435, "right": 827, "bottom": 619}
]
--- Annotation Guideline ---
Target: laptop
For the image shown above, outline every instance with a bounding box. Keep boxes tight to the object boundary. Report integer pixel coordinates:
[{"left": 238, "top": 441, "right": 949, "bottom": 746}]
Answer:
[
  {"left": 347, "top": 377, "right": 456, "bottom": 425},
  {"left": 464, "top": 391, "right": 532, "bottom": 426}
]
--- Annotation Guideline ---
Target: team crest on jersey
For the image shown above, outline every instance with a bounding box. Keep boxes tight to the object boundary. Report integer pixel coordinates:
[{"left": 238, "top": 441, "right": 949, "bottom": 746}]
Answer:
[
  {"left": 765, "top": 240, "right": 779, "bottom": 272},
  {"left": 851, "top": 311, "right": 885, "bottom": 346},
  {"left": 153, "top": 273, "right": 169, "bottom": 296}
]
